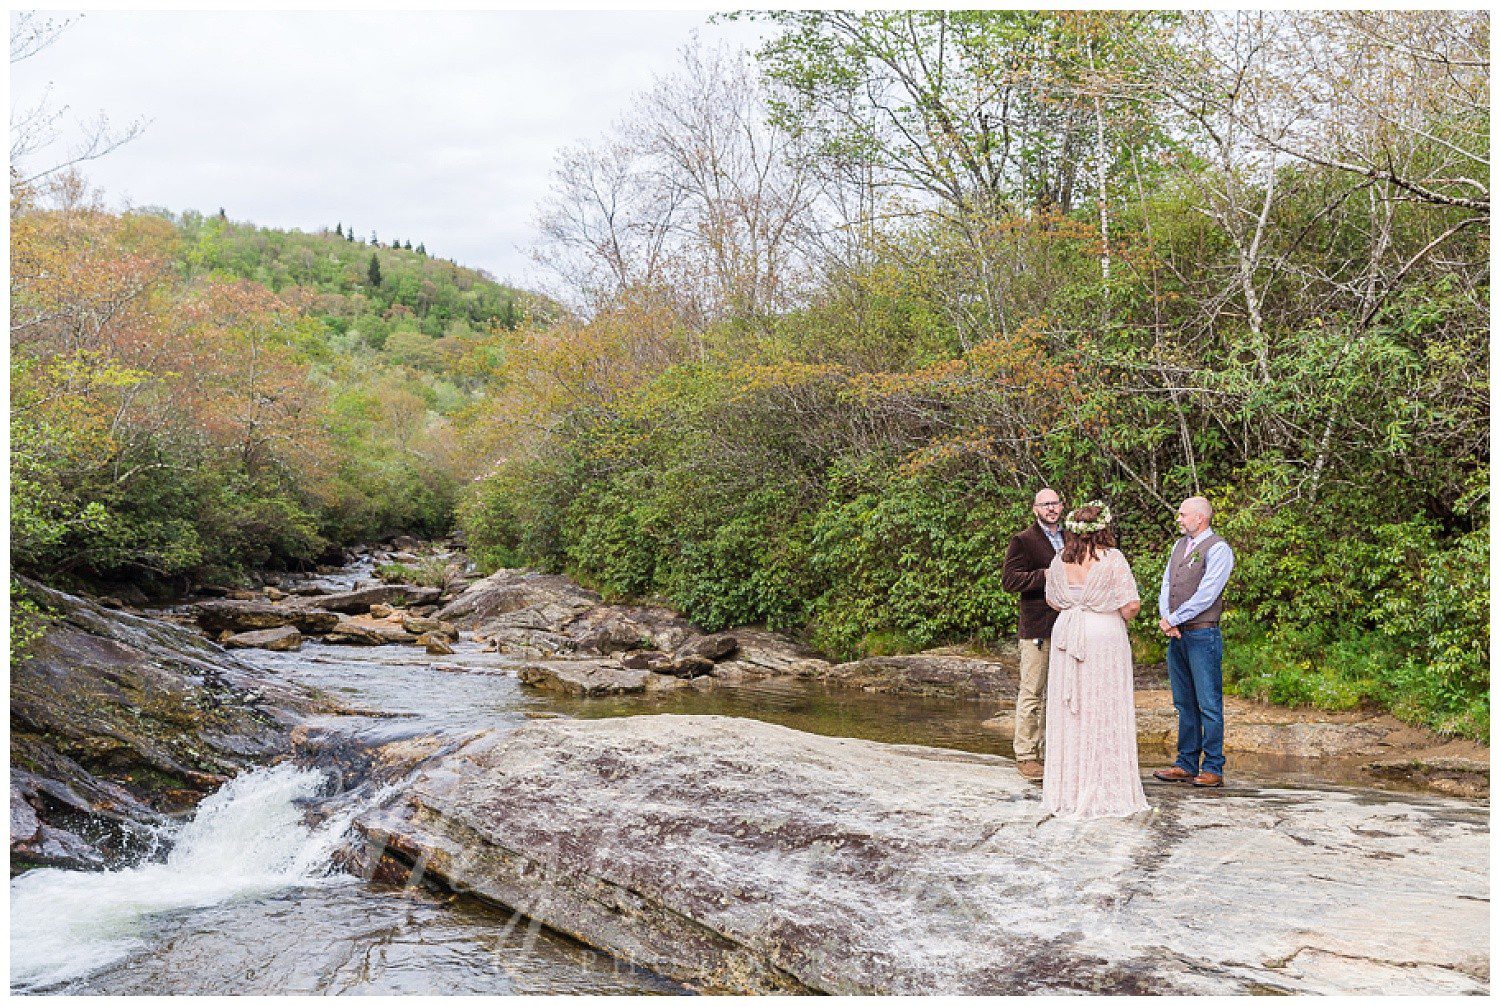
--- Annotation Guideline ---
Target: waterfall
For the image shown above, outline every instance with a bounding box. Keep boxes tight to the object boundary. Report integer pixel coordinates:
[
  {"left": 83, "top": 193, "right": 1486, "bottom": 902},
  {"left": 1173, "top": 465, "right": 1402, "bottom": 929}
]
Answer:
[{"left": 10, "top": 764, "right": 355, "bottom": 991}]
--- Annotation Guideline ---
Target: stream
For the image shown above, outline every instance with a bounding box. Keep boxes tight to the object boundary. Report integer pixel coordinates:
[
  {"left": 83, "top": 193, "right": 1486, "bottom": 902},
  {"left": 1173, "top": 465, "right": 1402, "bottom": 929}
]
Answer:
[{"left": 7, "top": 554, "right": 1472, "bottom": 994}]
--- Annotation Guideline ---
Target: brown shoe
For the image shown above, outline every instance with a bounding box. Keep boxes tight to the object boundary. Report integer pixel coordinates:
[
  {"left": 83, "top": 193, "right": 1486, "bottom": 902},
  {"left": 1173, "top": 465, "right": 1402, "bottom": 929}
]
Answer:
[
  {"left": 1191, "top": 772, "right": 1224, "bottom": 788},
  {"left": 1152, "top": 766, "right": 1195, "bottom": 782},
  {"left": 1017, "top": 760, "right": 1044, "bottom": 781}
]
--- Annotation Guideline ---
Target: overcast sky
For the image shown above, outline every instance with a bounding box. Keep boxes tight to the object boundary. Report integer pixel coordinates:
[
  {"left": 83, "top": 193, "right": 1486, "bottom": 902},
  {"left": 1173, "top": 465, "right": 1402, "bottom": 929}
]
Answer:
[{"left": 10, "top": 10, "right": 770, "bottom": 289}]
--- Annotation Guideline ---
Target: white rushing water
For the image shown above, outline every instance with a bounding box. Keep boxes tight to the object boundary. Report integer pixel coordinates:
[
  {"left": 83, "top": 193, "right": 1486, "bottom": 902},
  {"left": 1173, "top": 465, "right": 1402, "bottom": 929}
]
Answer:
[{"left": 10, "top": 763, "right": 356, "bottom": 992}]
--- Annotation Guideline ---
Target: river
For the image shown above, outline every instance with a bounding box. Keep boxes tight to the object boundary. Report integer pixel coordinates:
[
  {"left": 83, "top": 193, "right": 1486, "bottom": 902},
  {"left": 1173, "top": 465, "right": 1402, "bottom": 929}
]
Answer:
[{"left": 7, "top": 554, "right": 1471, "bottom": 993}]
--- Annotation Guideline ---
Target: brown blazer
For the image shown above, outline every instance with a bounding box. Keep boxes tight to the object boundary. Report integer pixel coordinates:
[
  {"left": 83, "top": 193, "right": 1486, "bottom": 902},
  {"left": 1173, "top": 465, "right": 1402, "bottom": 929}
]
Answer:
[{"left": 1003, "top": 523, "right": 1061, "bottom": 639}]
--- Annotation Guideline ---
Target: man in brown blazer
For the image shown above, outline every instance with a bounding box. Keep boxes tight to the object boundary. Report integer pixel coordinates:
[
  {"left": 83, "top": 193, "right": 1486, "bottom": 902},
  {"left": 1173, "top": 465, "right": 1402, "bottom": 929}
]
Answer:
[{"left": 1001, "top": 488, "right": 1065, "bottom": 780}]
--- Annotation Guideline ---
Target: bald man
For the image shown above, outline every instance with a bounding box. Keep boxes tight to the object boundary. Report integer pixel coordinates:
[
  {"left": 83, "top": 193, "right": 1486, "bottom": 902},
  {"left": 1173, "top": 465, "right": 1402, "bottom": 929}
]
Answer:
[
  {"left": 1152, "top": 496, "right": 1235, "bottom": 788},
  {"left": 1001, "top": 487, "right": 1066, "bottom": 780}
]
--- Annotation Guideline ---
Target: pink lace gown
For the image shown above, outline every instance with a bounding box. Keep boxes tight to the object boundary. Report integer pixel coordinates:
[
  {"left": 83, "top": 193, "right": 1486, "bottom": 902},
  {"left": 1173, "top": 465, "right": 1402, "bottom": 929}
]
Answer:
[{"left": 1040, "top": 548, "right": 1151, "bottom": 819}]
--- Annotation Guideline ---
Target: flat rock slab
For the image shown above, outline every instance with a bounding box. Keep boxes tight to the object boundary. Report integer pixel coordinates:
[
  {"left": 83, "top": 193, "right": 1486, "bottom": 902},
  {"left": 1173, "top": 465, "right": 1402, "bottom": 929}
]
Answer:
[
  {"left": 357, "top": 715, "right": 1488, "bottom": 995},
  {"left": 293, "top": 585, "right": 442, "bottom": 615},
  {"left": 222, "top": 626, "right": 303, "bottom": 651},
  {"left": 194, "top": 600, "right": 339, "bottom": 635},
  {"left": 818, "top": 652, "right": 1017, "bottom": 698},
  {"left": 516, "top": 660, "right": 687, "bottom": 697}
]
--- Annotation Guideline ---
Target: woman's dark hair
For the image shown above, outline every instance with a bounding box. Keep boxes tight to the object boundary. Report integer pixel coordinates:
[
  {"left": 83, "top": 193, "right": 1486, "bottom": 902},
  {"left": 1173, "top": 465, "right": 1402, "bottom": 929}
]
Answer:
[{"left": 1061, "top": 504, "right": 1116, "bottom": 563}]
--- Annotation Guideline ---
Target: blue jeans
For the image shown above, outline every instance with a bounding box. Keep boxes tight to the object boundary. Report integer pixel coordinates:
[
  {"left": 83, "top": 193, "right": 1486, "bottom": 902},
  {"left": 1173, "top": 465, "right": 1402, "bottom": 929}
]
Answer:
[{"left": 1166, "top": 626, "right": 1225, "bottom": 776}]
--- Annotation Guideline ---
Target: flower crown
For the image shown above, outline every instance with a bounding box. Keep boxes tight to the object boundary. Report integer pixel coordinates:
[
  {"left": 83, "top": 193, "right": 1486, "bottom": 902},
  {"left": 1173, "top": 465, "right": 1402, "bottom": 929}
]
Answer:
[{"left": 1064, "top": 501, "right": 1113, "bottom": 534}]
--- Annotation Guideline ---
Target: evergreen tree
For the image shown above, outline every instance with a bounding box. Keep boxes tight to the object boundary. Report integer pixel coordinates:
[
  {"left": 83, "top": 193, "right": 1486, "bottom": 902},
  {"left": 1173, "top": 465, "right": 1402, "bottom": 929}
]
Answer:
[
  {"left": 416, "top": 243, "right": 426, "bottom": 256},
  {"left": 404, "top": 239, "right": 412, "bottom": 251},
  {"left": 367, "top": 252, "right": 382, "bottom": 288},
  {"left": 217, "top": 207, "right": 227, "bottom": 220},
  {"left": 371, "top": 230, "right": 379, "bottom": 247},
  {"left": 335, "top": 222, "right": 343, "bottom": 237}
]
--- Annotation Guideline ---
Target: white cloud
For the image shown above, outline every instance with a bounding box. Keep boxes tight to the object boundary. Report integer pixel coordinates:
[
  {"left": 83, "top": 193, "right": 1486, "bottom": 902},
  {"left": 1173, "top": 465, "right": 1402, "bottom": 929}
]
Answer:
[{"left": 10, "top": 10, "right": 769, "bottom": 287}]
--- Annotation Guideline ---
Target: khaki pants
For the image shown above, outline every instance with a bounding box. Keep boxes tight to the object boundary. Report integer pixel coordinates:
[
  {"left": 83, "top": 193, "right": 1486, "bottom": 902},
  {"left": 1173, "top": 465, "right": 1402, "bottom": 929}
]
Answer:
[{"left": 1014, "top": 637, "right": 1049, "bottom": 761}]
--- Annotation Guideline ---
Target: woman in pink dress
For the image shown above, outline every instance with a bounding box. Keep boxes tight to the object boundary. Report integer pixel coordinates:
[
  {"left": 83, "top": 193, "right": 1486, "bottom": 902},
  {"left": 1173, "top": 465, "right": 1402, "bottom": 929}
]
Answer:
[{"left": 1040, "top": 501, "right": 1151, "bottom": 819}]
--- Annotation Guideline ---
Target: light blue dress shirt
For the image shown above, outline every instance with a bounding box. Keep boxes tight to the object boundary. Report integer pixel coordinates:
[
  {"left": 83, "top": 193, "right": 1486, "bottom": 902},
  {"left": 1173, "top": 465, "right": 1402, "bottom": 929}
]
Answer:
[
  {"left": 1040, "top": 522, "right": 1063, "bottom": 553},
  {"left": 1158, "top": 528, "right": 1234, "bottom": 626}
]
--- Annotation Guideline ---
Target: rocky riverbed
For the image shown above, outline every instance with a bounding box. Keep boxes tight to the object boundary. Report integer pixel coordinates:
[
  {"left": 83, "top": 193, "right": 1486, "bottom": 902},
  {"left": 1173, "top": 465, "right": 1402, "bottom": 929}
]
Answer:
[
  {"left": 354, "top": 714, "right": 1489, "bottom": 995},
  {"left": 10, "top": 543, "right": 1491, "bottom": 994}
]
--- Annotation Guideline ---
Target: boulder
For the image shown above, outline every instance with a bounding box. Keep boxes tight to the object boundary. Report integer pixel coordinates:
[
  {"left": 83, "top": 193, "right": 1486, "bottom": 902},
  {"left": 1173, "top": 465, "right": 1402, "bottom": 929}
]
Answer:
[
  {"left": 324, "top": 620, "right": 386, "bottom": 646},
  {"left": 402, "top": 615, "right": 457, "bottom": 638},
  {"left": 392, "top": 534, "right": 422, "bottom": 551},
  {"left": 436, "top": 570, "right": 604, "bottom": 656},
  {"left": 290, "top": 584, "right": 328, "bottom": 597},
  {"left": 369, "top": 603, "right": 395, "bottom": 619},
  {"left": 419, "top": 634, "right": 455, "bottom": 656},
  {"left": 11, "top": 579, "right": 321, "bottom": 869},
  {"left": 817, "top": 650, "right": 1017, "bottom": 699},
  {"left": 292, "top": 585, "right": 441, "bottom": 615},
  {"left": 262, "top": 586, "right": 288, "bottom": 602},
  {"left": 355, "top": 715, "right": 1489, "bottom": 995},
  {"left": 619, "top": 649, "right": 671, "bottom": 670},
  {"left": 515, "top": 659, "right": 683, "bottom": 697},
  {"left": 222, "top": 626, "right": 303, "bottom": 652},
  {"left": 194, "top": 600, "right": 339, "bottom": 636},
  {"left": 563, "top": 604, "right": 698, "bottom": 655},
  {"left": 711, "top": 628, "right": 832, "bottom": 680},
  {"left": 664, "top": 655, "right": 717, "bottom": 679},
  {"left": 677, "top": 632, "right": 739, "bottom": 662}
]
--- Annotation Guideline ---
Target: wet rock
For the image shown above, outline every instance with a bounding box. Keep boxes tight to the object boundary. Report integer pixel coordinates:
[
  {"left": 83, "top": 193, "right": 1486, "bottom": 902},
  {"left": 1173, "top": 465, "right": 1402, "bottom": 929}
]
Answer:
[
  {"left": 224, "top": 589, "right": 259, "bottom": 601},
  {"left": 677, "top": 633, "right": 739, "bottom": 662},
  {"left": 619, "top": 649, "right": 671, "bottom": 670},
  {"left": 369, "top": 603, "right": 395, "bottom": 619},
  {"left": 437, "top": 570, "right": 604, "bottom": 656},
  {"left": 664, "top": 655, "right": 716, "bottom": 679},
  {"left": 516, "top": 659, "right": 671, "bottom": 697},
  {"left": 711, "top": 628, "right": 831, "bottom": 680},
  {"left": 194, "top": 585, "right": 238, "bottom": 598},
  {"left": 356, "top": 715, "right": 1489, "bottom": 995},
  {"left": 564, "top": 604, "right": 698, "bottom": 655},
  {"left": 392, "top": 534, "right": 422, "bottom": 551},
  {"left": 817, "top": 650, "right": 1017, "bottom": 699},
  {"left": 194, "top": 600, "right": 339, "bottom": 636},
  {"left": 402, "top": 616, "right": 457, "bottom": 638},
  {"left": 222, "top": 626, "right": 303, "bottom": 652},
  {"left": 296, "top": 584, "right": 442, "bottom": 615},
  {"left": 11, "top": 579, "right": 322, "bottom": 870},
  {"left": 323, "top": 620, "right": 386, "bottom": 646},
  {"left": 97, "top": 596, "right": 125, "bottom": 609},
  {"left": 1365, "top": 755, "right": 1489, "bottom": 800},
  {"left": 290, "top": 584, "right": 328, "bottom": 597},
  {"left": 420, "top": 634, "right": 455, "bottom": 656},
  {"left": 262, "top": 586, "right": 288, "bottom": 602}
]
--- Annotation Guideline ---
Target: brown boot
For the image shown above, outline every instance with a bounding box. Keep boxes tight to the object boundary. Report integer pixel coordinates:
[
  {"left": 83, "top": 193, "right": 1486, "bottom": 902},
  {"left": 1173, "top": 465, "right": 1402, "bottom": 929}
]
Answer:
[
  {"left": 1017, "top": 760, "right": 1044, "bottom": 781},
  {"left": 1152, "top": 766, "right": 1195, "bottom": 782},
  {"left": 1191, "top": 772, "right": 1224, "bottom": 788}
]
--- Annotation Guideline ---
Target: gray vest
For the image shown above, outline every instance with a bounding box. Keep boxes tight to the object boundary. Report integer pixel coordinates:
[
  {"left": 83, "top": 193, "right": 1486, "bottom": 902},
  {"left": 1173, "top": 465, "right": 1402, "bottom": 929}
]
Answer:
[{"left": 1167, "top": 532, "right": 1229, "bottom": 626}]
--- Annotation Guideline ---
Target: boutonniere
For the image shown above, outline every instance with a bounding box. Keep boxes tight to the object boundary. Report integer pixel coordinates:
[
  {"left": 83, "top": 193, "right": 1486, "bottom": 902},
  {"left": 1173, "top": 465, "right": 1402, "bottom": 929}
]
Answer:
[{"left": 1188, "top": 550, "right": 1203, "bottom": 565}]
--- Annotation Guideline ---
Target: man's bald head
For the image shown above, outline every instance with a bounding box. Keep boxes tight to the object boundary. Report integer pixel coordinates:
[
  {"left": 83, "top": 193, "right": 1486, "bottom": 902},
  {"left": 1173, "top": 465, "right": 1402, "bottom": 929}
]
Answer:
[
  {"left": 1032, "top": 487, "right": 1064, "bottom": 529},
  {"left": 1175, "top": 496, "right": 1213, "bottom": 536}
]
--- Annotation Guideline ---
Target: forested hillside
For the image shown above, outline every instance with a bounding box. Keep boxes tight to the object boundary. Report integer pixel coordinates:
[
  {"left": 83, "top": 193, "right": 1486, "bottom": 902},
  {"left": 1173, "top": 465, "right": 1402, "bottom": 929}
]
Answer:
[
  {"left": 10, "top": 11, "right": 1487, "bottom": 739},
  {"left": 11, "top": 188, "right": 544, "bottom": 595},
  {"left": 456, "top": 12, "right": 1489, "bottom": 737}
]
